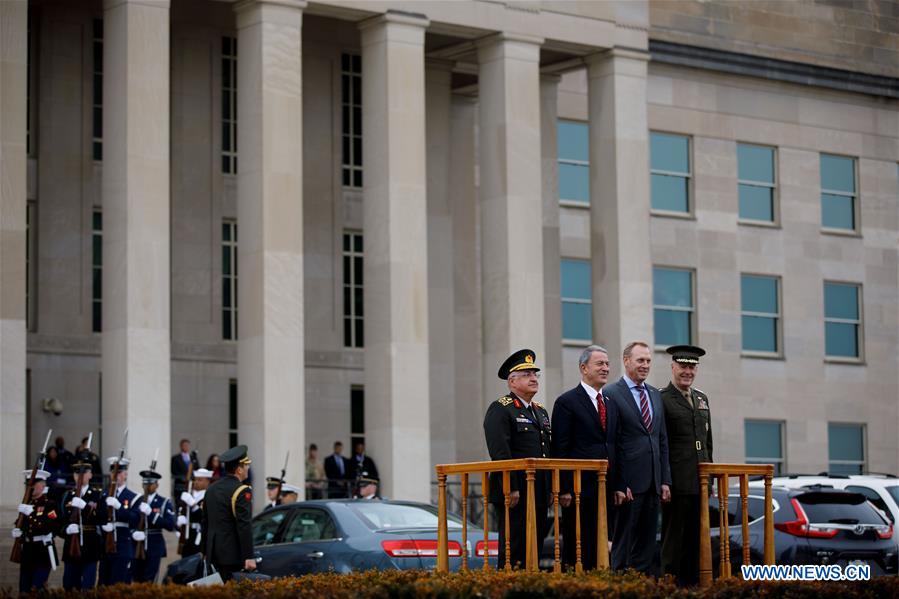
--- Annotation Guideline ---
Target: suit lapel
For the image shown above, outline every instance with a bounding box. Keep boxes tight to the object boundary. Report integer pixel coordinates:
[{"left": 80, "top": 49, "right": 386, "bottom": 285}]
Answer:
[
  {"left": 617, "top": 377, "right": 645, "bottom": 426},
  {"left": 575, "top": 384, "right": 601, "bottom": 426}
]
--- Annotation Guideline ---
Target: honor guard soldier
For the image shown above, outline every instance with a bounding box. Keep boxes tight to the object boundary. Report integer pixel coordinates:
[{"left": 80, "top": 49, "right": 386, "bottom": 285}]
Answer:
[
  {"left": 202, "top": 445, "right": 257, "bottom": 581},
  {"left": 98, "top": 457, "right": 140, "bottom": 585},
  {"left": 483, "top": 349, "right": 552, "bottom": 569},
  {"left": 131, "top": 467, "right": 176, "bottom": 583},
  {"left": 263, "top": 476, "right": 283, "bottom": 512},
  {"left": 660, "top": 345, "right": 713, "bottom": 586},
  {"left": 280, "top": 483, "right": 300, "bottom": 504},
  {"left": 178, "top": 467, "right": 212, "bottom": 557},
  {"left": 12, "top": 469, "right": 59, "bottom": 592},
  {"left": 61, "top": 456, "right": 107, "bottom": 589}
]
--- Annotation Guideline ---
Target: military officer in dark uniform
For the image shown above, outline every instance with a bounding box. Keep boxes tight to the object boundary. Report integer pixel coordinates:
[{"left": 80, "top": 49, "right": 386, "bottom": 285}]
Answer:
[
  {"left": 483, "top": 349, "right": 551, "bottom": 569},
  {"left": 61, "top": 457, "right": 107, "bottom": 589},
  {"left": 660, "top": 345, "right": 713, "bottom": 586},
  {"left": 263, "top": 476, "right": 283, "bottom": 512},
  {"left": 131, "top": 467, "right": 176, "bottom": 582},
  {"left": 178, "top": 467, "right": 212, "bottom": 557},
  {"left": 202, "top": 445, "right": 256, "bottom": 581},
  {"left": 12, "top": 469, "right": 59, "bottom": 592},
  {"left": 98, "top": 456, "right": 140, "bottom": 586}
]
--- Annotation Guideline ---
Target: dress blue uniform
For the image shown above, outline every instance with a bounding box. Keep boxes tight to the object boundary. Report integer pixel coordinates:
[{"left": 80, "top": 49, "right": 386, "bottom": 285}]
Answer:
[
  {"left": 61, "top": 458, "right": 107, "bottom": 590},
  {"left": 130, "top": 485, "right": 176, "bottom": 583},
  {"left": 98, "top": 457, "right": 140, "bottom": 586}
]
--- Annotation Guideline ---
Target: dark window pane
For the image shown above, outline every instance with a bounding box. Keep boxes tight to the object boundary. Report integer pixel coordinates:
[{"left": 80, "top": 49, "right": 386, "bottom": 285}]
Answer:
[
  {"left": 654, "top": 309, "right": 691, "bottom": 346},
  {"left": 562, "top": 302, "right": 592, "bottom": 341},
  {"left": 829, "top": 462, "right": 864, "bottom": 475},
  {"left": 354, "top": 137, "right": 362, "bottom": 167},
  {"left": 222, "top": 60, "right": 231, "bottom": 89},
  {"left": 342, "top": 286, "right": 350, "bottom": 317},
  {"left": 650, "top": 132, "right": 689, "bottom": 173},
  {"left": 92, "top": 236, "right": 102, "bottom": 267},
  {"left": 229, "top": 381, "right": 238, "bottom": 428},
  {"left": 93, "top": 41, "right": 103, "bottom": 73},
  {"left": 342, "top": 136, "right": 350, "bottom": 166},
  {"left": 825, "top": 322, "right": 858, "bottom": 357},
  {"left": 559, "top": 163, "right": 589, "bottom": 203},
  {"left": 353, "top": 170, "right": 363, "bottom": 188},
  {"left": 354, "top": 287, "right": 363, "bottom": 317},
  {"left": 742, "top": 315, "right": 777, "bottom": 352},
  {"left": 222, "top": 36, "right": 231, "bottom": 56},
  {"left": 94, "top": 18, "right": 103, "bottom": 39},
  {"left": 741, "top": 275, "right": 778, "bottom": 314},
  {"left": 223, "top": 279, "right": 232, "bottom": 308},
  {"left": 560, "top": 259, "right": 591, "bottom": 300},
  {"left": 222, "top": 92, "right": 231, "bottom": 121},
  {"left": 821, "top": 193, "right": 854, "bottom": 230},
  {"left": 355, "top": 318, "right": 364, "bottom": 347},
  {"left": 745, "top": 421, "right": 782, "bottom": 459},
  {"left": 93, "top": 211, "right": 102, "bottom": 231},
  {"left": 223, "top": 223, "right": 231, "bottom": 242},
  {"left": 738, "top": 184, "right": 774, "bottom": 221},
  {"left": 351, "top": 388, "right": 364, "bottom": 435},
  {"left": 93, "top": 107, "right": 103, "bottom": 138},
  {"left": 828, "top": 424, "right": 864, "bottom": 461},
  {"left": 93, "top": 302, "right": 102, "bottom": 332},
  {"left": 342, "top": 256, "right": 350, "bottom": 285},
  {"left": 341, "top": 105, "right": 349, "bottom": 133},
  {"left": 222, "top": 155, "right": 230, "bottom": 173},
  {"left": 653, "top": 268, "right": 692, "bottom": 307},
  {"left": 341, "top": 53, "right": 349, "bottom": 72},
  {"left": 354, "top": 257, "right": 363, "bottom": 285},
  {"left": 93, "top": 76, "right": 103, "bottom": 106},
  {"left": 233, "top": 156, "right": 237, "bottom": 174},
  {"left": 223, "top": 247, "right": 232, "bottom": 275},
  {"left": 223, "top": 313, "right": 232, "bottom": 340},
  {"left": 222, "top": 122, "right": 231, "bottom": 152},
  {"left": 342, "top": 168, "right": 350, "bottom": 186},
  {"left": 344, "top": 318, "right": 352, "bottom": 347},
  {"left": 557, "top": 121, "right": 588, "bottom": 162},
  {"left": 93, "top": 142, "right": 102, "bottom": 161},
  {"left": 92, "top": 268, "right": 102, "bottom": 300},
  {"left": 651, "top": 174, "right": 689, "bottom": 212},
  {"left": 354, "top": 106, "right": 362, "bottom": 133},
  {"left": 820, "top": 154, "right": 855, "bottom": 193},
  {"left": 342, "top": 234, "right": 350, "bottom": 252},
  {"left": 354, "top": 234, "right": 362, "bottom": 253},
  {"left": 352, "top": 54, "right": 361, "bottom": 73},
  {"left": 824, "top": 283, "right": 858, "bottom": 320},
  {"left": 738, "top": 144, "right": 774, "bottom": 183},
  {"left": 352, "top": 76, "right": 361, "bottom": 106}
]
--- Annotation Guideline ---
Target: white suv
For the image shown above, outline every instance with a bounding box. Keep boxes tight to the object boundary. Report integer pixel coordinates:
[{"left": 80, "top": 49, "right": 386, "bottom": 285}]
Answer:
[{"left": 750, "top": 474, "right": 899, "bottom": 543}]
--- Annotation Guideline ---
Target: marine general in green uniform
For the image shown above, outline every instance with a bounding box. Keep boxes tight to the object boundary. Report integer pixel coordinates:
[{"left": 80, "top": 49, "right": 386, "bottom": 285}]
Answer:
[
  {"left": 483, "top": 349, "right": 551, "bottom": 569},
  {"left": 660, "top": 345, "right": 713, "bottom": 586}
]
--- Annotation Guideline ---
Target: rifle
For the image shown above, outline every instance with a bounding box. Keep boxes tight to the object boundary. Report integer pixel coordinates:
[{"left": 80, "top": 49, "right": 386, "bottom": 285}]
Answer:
[
  {"left": 10, "top": 429, "right": 52, "bottom": 564},
  {"left": 104, "top": 429, "right": 129, "bottom": 554},
  {"left": 134, "top": 448, "right": 158, "bottom": 560},
  {"left": 66, "top": 432, "right": 93, "bottom": 559},
  {"left": 276, "top": 451, "right": 289, "bottom": 505},
  {"left": 177, "top": 449, "right": 196, "bottom": 555}
]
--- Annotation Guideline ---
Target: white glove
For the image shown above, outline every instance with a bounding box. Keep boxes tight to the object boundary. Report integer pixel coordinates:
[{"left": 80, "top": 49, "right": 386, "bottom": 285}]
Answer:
[
  {"left": 11, "top": 528, "right": 22, "bottom": 539},
  {"left": 138, "top": 502, "right": 152, "bottom": 516},
  {"left": 101, "top": 523, "right": 115, "bottom": 533},
  {"left": 131, "top": 530, "right": 146, "bottom": 542},
  {"left": 105, "top": 497, "right": 121, "bottom": 510},
  {"left": 66, "top": 523, "right": 80, "bottom": 535},
  {"left": 71, "top": 497, "right": 87, "bottom": 510},
  {"left": 180, "top": 492, "right": 196, "bottom": 507},
  {"left": 17, "top": 503, "right": 34, "bottom": 516},
  {"left": 176, "top": 515, "right": 188, "bottom": 528}
]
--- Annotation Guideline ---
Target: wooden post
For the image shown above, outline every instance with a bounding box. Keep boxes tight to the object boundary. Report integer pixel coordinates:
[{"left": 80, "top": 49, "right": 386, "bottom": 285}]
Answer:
[
  {"left": 574, "top": 469, "right": 582, "bottom": 573},
  {"left": 461, "top": 473, "right": 469, "bottom": 570},
  {"left": 552, "top": 468, "right": 561, "bottom": 573},
  {"left": 698, "top": 468, "right": 712, "bottom": 587},
  {"left": 437, "top": 470, "right": 449, "bottom": 573},
  {"left": 482, "top": 471, "right": 490, "bottom": 570},
  {"left": 718, "top": 474, "right": 731, "bottom": 578},
  {"left": 503, "top": 470, "right": 512, "bottom": 571},
  {"left": 740, "top": 474, "right": 750, "bottom": 566},
  {"left": 764, "top": 471, "right": 775, "bottom": 565},
  {"left": 597, "top": 469, "right": 609, "bottom": 570},
  {"left": 525, "top": 464, "right": 537, "bottom": 571}
]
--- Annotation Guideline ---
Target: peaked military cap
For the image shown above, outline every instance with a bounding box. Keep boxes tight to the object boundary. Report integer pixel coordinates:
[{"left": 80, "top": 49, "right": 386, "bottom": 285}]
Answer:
[
  {"left": 666, "top": 344, "right": 706, "bottom": 364},
  {"left": 22, "top": 469, "right": 50, "bottom": 482},
  {"left": 265, "top": 476, "right": 284, "bottom": 489},
  {"left": 221, "top": 444, "right": 251, "bottom": 468},
  {"left": 497, "top": 348, "right": 540, "bottom": 380},
  {"left": 71, "top": 459, "right": 93, "bottom": 471},
  {"left": 107, "top": 456, "right": 131, "bottom": 471},
  {"left": 140, "top": 469, "right": 162, "bottom": 483}
]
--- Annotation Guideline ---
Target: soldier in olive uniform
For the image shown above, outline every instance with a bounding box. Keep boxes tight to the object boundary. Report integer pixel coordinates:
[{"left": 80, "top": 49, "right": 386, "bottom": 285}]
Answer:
[
  {"left": 660, "top": 345, "right": 713, "bottom": 586},
  {"left": 202, "top": 445, "right": 256, "bottom": 581},
  {"left": 483, "top": 349, "right": 551, "bottom": 569}
]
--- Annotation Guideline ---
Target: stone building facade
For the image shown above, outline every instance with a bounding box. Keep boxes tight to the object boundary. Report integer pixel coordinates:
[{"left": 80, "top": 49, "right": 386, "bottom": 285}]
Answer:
[{"left": 0, "top": 0, "right": 897, "bottom": 506}]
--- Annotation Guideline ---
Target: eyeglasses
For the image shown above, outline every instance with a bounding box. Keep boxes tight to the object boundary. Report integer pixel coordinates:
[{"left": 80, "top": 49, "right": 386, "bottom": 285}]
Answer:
[{"left": 510, "top": 371, "right": 541, "bottom": 380}]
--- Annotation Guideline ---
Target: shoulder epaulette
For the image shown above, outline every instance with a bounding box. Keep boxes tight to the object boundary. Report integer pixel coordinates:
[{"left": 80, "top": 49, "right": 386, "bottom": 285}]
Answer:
[
  {"left": 532, "top": 400, "right": 542, "bottom": 409},
  {"left": 694, "top": 387, "right": 705, "bottom": 395},
  {"left": 497, "top": 396, "right": 513, "bottom": 406}
]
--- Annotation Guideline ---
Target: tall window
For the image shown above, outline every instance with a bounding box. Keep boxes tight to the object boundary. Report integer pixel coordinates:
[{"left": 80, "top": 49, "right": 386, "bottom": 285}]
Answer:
[
  {"left": 557, "top": 121, "right": 589, "bottom": 205},
  {"left": 92, "top": 19, "right": 103, "bottom": 162},
  {"left": 92, "top": 210, "right": 102, "bottom": 333},
  {"left": 653, "top": 267, "right": 694, "bottom": 346},
  {"left": 741, "top": 274, "right": 780, "bottom": 354},
  {"left": 351, "top": 386, "right": 364, "bottom": 448},
  {"left": 343, "top": 231, "right": 363, "bottom": 348},
  {"left": 26, "top": 201, "right": 36, "bottom": 332},
  {"left": 650, "top": 132, "right": 691, "bottom": 214},
  {"left": 228, "top": 378, "right": 238, "bottom": 447},
  {"left": 745, "top": 420, "right": 784, "bottom": 475},
  {"left": 820, "top": 154, "right": 857, "bottom": 231},
  {"left": 738, "top": 144, "right": 776, "bottom": 223},
  {"left": 828, "top": 423, "right": 865, "bottom": 474},
  {"left": 222, "top": 220, "right": 238, "bottom": 340},
  {"left": 341, "top": 53, "right": 362, "bottom": 188},
  {"left": 560, "top": 259, "right": 592, "bottom": 341},
  {"left": 221, "top": 36, "right": 238, "bottom": 174},
  {"left": 824, "top": 282, "right": 862, "bottom": 359}
]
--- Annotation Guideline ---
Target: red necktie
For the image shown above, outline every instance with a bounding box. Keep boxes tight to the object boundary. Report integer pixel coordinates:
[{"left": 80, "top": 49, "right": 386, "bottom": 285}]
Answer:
[
  {"left": 638, "top": 385, "right": 652, "bottom": 432},
  {"left": 597, "top": 392, "right": 607, "bottom": 431}
]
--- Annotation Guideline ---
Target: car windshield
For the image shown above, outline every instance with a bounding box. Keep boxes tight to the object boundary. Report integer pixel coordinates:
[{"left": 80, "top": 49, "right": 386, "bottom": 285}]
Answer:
[
  {"left": 797, "top": 492, "right": 887, "bottom": 525},
  {"left": 348, "top": 502, "right": 463, "bottom": 531},
  {"left": 886, "top": 486, "right": 899, "bottom": 507}
]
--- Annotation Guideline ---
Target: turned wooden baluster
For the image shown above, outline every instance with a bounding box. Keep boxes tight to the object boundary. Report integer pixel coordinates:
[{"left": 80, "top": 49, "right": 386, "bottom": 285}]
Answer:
[
  {"left": 461, "top": 473, "right": 469, "bottom": 570},
  {"left": 574, "top": 469, "right": 583, "bottom": 573},
  {"left": 503, "top": 470, "right": 512, "bottom": 571},
  {"left": 740, "top": 474, "right": 750, "bottom": 566},
  {"left": 437, "top": 470, "right": 449, "bottom": 572},
  {"left": 552, "top": 468, "right": 561, "bottom": 573},
  {"left": 763, "top": 471, "right": 774, "bottom": 565},
  {"left": 597, "top": 469, "right": 609, "bottom": 570},
  {"left": 482, "top": 472, "right": 490, "bottom": 570},
  {"left": 698, "top": 469, "right": 712, "bottom": 587},
  {"left": 718, "top": 474, "right": 731, "bottom": 578},
  {"left": 525, "top": 465, "right": 537, "bottom": 571}
]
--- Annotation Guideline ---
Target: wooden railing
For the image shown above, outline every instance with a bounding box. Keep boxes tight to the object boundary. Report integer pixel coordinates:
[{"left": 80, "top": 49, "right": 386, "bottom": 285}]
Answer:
[
  {"left": 698, "top": 463, "right": 776, "bottom": 587},
  {"left": 435, "top": 458, "right": 609, "bottom": 573}
]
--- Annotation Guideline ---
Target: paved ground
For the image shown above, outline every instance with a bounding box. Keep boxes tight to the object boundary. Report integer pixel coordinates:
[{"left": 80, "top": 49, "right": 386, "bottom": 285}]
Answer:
[{"left": 0, "top": 506, "right": 182, "bottom": 590}]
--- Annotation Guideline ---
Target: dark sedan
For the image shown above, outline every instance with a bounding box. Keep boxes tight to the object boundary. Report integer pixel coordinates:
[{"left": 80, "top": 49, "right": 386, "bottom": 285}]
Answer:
[{"left": 165, "top": 499, "right": 498, "bottom": 583}]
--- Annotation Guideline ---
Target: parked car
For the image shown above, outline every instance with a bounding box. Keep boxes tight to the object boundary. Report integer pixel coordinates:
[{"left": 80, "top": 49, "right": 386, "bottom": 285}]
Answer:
[
  {"left": 712, "top": 485, "right": 897, "bottom": 576},
  {"left": 165, "top": 499, "right": 498, "bottom": 583}
]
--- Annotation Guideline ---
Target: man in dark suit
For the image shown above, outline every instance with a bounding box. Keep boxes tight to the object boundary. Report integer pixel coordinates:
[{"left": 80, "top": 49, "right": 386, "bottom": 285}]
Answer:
[
  {"left": 202, "top": 445, "right": 256, "bottom": 582},
  {"left": 323, "top": 441, "right": 349, "bottom": 498},
  {"left": 170, "top": 439, "right": 200, "bottom": 497},
  {"left": 605, "top": 340, "right": 671, "bottom": 575},
  {"left": 349, "top": 441, "right": 379, "bottom": 485},
  {"left": 551, "top": 344, "right": 617, "bottom": 571},
  {"left": 484, "top": 349, "right": 551, "bottom": 570}
]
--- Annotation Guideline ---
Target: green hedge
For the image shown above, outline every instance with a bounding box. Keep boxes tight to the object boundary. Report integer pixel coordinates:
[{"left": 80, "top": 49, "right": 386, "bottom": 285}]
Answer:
[{"left": 5, "top": 570, "right": 898, "bottom": 599}]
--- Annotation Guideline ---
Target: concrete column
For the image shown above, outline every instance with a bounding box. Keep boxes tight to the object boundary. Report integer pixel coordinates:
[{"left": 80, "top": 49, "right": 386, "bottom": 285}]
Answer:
[
  {"left": 587, "top": 49, "right": 653, "bottom": 361},
  {"left": 540, "top": 74, "right": 562, "bottom": 407},
  {"left": 101, "top": 0, "right": 171, "bottom": 482},
  {"left": 0, "top": 0, "right": 27, "bottom": 505},
  {"left": 360, "top": 11, "right": 430, "bottom": 501},
  {"left": 450, "top": 95, "right": 482, "bottom": 463},
  {"left": 426, "top": 60, "right": 455, "bottom": 467},
  {"left": 477, "top": 33, "right": 545, "bottom": 409},
  {"left": 234, "top": 0, "right": 306, "bottom": 504}
]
